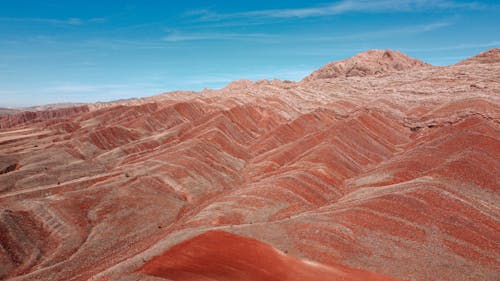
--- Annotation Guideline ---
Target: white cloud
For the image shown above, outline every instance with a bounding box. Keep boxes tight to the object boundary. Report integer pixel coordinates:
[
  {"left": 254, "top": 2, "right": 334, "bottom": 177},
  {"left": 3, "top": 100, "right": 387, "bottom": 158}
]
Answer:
[
  {"left": 162, "top": 31, "right": 275, "bottom": 42},
  {"left": 37, "top": 82, "right": 171, "bottom": 104},
  {"left": 43, "top": 83, "right": 164, "bottom": 94},
  {"left": 320, "top": 20, "right": 453, "bottom": 41},
  {"left": 188, "top": 0, "right": 486, "bottom": 21},
  {"left": 0, "top": 17, "right": 106, "bottom": 26},
  {"left": 400, "top": 40, "right": 500, "bottom": 52},
  {"left": 162, "top": 20, "right": 451, "bottom": 43}
]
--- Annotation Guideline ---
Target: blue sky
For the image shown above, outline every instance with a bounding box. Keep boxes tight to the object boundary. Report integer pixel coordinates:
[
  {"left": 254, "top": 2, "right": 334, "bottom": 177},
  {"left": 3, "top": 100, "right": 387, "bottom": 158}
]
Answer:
[{"left": 1, "top": 0, "right": 499, "bottom": 107}]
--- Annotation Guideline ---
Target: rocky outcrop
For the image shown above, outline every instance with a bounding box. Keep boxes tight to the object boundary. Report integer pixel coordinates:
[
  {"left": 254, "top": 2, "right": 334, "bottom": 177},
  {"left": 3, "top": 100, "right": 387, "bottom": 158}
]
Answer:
[
  {"left": 457, "top": 48, "right": 500, "bottom": 65},
  {"left": 303, "top": 49, "right": 430, "bottom": 81},
  {"left": 0, "top": 105, "right": 89, "bottom": 129},
  {"left": 0, "top": 156, "right": 20, "bottom": 175}
]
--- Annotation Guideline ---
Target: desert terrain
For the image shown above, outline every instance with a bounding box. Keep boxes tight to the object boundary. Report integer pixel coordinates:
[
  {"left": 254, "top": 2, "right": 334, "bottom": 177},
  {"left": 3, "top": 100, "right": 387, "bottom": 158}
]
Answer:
[{"left": 0, "top": 49, "right": 499, "bottom": 281}]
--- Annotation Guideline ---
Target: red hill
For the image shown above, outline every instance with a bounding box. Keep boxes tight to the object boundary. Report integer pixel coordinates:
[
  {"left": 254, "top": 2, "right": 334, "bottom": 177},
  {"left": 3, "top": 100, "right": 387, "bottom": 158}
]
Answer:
[
  {"left": 0, "top": 49, "right": 498, "bottom": 281},
  {"left": 303, "top": 49, "right": 430, "bottom": 81}
]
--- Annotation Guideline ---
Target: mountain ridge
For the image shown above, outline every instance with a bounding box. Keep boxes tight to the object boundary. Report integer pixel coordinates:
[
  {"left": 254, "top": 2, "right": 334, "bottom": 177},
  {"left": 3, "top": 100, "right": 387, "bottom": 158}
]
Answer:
[
  {"left": 0, "top": 48, "right": 498, "bottom": 281},
  {"left": 3, "top": 48, "right": 498, "bottom": 117}
]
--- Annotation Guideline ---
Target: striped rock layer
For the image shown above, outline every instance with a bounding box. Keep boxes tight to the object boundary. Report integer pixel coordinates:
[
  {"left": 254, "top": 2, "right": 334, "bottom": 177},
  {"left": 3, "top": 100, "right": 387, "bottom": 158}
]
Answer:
[{"left": 0, "top": 49, "right": 499, "bottom": 281}]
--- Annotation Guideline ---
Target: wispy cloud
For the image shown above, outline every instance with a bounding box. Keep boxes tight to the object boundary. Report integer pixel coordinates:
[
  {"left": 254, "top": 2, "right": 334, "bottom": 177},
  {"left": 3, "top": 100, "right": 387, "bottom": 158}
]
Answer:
[
  {"left": 187, "top": 0, "right": 486, "bottom": 21},
  {"left": 162, "top": 31, "right": 275, "bottom": 42},
  {"left": 0, "top": 17, "right": 106, "bottom": 26},
  {"left": 162, "top": 20, "right": 451, "bottom": 43},
  {"left": 79, "top": 38, "right": 171, "bottom": 50},
  {"left": 43, "top": 82, "right": 163, "bottom": 93},
  {"left": 39, "top": 82, "right": 170, "bottom": 103},
  {"left": 320, "top": 20, "right": 453, "bottom": 41},
  {"left": 0, "top": 82, "right": 171, "bottom": 107},
  {"left": 3, "top": 35, "right": 175, "bottom": 50},
  {"left": 400, "top": 40, "right": 500, "bottom": 52}
]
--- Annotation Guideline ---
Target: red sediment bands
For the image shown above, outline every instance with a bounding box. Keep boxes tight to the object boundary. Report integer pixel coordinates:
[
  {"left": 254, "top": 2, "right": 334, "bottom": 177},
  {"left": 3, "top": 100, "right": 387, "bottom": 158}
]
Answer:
[{"left": 0, "top": 49, "right": 498, "bottom": 281}]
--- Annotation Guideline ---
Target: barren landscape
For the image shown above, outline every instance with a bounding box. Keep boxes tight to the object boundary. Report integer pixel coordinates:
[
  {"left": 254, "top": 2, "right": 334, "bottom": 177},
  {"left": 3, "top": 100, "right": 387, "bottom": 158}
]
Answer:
[{"left": 0, "top": 49, "right": 499, "bottom": 281}]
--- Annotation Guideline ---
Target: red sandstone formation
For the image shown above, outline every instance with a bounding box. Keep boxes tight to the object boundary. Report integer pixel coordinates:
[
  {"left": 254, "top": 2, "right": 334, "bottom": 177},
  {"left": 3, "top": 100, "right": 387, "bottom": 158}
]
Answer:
[
  {"left": 303, "top": 49, "right": 429, "bottom": 80},
  {"left": 0, "top": 105, "right": 89, "bottom": 129},
  {"left": 457, "top": 48, "right": 500, "bottom": 65},
  {"left": 140, "top": 230, "right": 401, "bottom": 281},
  {"left": 0, "top": 49, "right": 498, "bottom": 281}
]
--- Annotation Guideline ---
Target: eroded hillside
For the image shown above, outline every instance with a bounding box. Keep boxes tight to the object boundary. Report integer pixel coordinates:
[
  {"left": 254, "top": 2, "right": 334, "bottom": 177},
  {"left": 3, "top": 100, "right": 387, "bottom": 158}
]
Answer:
[{"left": 0, "top": 49, "right": 499, "bottom": 281}]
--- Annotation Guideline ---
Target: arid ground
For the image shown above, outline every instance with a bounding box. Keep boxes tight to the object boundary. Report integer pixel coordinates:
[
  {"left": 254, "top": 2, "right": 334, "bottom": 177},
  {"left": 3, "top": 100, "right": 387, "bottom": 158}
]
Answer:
[{"left": 0, "top": 49, "right": 499, "bottom": 281}]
